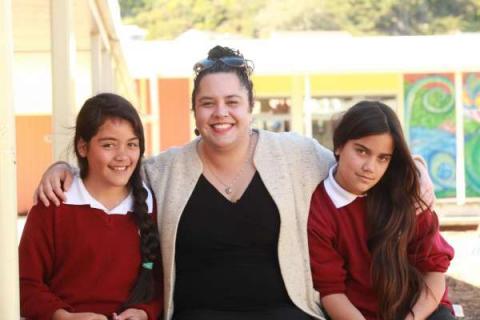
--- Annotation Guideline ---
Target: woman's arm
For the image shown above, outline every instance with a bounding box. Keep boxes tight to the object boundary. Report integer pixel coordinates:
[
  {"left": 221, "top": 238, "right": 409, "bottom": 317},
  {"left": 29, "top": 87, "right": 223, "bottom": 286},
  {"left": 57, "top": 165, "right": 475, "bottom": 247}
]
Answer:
[
  {"left": 405, "top": 272, "right": 446, "bottom": 320},
  {"left": 33, "top": 157, "right": 154, "bottom": 207},
  {"left": 322, "top": 294, "right": 366, "bottom": 320}
]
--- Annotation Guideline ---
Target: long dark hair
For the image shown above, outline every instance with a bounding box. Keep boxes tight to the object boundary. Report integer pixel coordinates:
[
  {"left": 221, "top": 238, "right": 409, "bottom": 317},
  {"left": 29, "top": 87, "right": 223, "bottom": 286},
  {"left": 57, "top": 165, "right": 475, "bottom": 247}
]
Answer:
[
  {"left": 191, "top": 45, "right": 255, "bottom": 111},
  {"left": 74, "top": 93, "right": 160, "bottom": 309},
  {"left": 333, "top": 101, "right": 438, "bottom": 320}
]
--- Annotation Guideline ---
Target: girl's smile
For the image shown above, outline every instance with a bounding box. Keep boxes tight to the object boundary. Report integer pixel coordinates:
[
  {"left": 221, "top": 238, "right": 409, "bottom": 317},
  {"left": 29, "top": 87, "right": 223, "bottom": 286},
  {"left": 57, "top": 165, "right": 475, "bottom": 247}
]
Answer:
[{"left": 77, "top": 117, "right": 140, "bottom": 205}]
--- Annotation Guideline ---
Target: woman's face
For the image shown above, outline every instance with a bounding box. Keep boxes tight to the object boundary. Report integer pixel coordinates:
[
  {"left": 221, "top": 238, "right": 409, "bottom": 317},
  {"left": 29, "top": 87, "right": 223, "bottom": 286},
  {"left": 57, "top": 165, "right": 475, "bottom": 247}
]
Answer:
[
  {"left": 334, "top": 133, "right": 394, "bottom": 195},
  {"left": 194, "top": 72, "right": 252, "bottom": 150}
]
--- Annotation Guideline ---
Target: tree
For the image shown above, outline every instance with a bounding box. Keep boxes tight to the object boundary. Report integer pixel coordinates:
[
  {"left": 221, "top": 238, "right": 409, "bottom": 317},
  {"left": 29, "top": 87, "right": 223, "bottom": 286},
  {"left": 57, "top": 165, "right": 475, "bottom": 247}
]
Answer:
[
  {"left": 118, "top": 0, "right": 151, "bottom": 18},
  {"left": 376, "top": 0, "right": 474, "bottom": 35},
  {"left": 128, "top": 0, "right": 265, "bottom": 39},
  {"left": 120, "top": 0, "right": 480, "bottom": 39},
  {"left": 254, "top": 0, "right": 339, "bottom": 36}
]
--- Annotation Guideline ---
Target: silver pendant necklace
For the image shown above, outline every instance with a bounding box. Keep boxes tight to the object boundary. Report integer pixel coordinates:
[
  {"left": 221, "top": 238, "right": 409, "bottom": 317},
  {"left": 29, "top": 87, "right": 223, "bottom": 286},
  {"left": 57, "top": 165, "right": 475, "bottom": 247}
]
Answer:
[{"left": 201, "top": 133, "right": 254, "bottom": 196}]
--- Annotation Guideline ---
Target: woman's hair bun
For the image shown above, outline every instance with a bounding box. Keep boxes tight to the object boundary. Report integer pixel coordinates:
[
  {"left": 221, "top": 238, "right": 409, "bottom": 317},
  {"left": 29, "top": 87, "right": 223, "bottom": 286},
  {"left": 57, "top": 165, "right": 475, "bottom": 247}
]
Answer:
[{"left": 208, "top": 45, "right": 242, "bottom": 59}]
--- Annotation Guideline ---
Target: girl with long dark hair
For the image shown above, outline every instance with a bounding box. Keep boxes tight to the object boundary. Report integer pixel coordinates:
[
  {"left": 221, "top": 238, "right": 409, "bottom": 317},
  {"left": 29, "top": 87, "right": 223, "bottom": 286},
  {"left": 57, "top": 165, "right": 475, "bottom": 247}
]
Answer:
[
  {"left": 19, "top": 93, "right": 161, "bottom": 320},
  {"left": 308, "top": 101, "right": 454, "bottom": 320}
]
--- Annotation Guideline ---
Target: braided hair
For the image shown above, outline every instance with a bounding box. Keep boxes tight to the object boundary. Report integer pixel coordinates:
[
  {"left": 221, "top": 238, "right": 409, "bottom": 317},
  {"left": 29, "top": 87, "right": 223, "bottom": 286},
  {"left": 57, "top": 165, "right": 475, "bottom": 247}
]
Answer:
[{"left": 74, "top": 93, "right": 160, "bottom": 309}]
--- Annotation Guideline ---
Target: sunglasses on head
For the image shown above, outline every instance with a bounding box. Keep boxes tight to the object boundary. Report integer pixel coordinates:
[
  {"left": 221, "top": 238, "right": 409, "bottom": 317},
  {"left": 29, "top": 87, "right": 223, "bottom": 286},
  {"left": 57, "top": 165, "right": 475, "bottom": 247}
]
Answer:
[{"left": 193, "top": 56, "right": 253, "bottom": 74}]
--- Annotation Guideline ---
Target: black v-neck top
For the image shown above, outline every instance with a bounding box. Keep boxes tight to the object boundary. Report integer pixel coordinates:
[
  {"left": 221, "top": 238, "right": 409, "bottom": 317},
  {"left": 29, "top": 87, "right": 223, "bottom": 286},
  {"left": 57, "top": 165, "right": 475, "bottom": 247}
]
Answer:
[{"left": 173, "top": 172, "right": 294, "bottom": 313}]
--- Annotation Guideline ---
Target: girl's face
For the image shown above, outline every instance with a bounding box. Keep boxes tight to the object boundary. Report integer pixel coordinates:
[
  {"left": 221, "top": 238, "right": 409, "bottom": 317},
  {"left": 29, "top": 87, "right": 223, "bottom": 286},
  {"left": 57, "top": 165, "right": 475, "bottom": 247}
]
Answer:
[
  {"left": 77, "top": 117, "right": 140, "bottom": 192},
  {"left": 194, "top": 72, "right": 252, "bottom": 150},
  {"left": 334, "top": 133, "right": 394, "bottom": 195}
]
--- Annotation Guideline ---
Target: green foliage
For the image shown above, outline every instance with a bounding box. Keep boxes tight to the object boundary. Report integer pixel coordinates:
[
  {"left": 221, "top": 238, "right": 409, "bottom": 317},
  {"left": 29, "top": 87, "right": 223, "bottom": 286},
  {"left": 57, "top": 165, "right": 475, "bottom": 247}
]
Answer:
[
  {"left": 254, "top": 0, "right": 338, "bottom": 36},
  {"left": 375, "top": 0, "right": 473, "bottom": 35},
  {"left": 120, "top": 0, "right": 480, "bottom": 39},
  {"left": 128, "top": 0, "right": 265, "bottom": 39},
  {"left": 118, "top": 0, "right": 153, "bottom": 18}
]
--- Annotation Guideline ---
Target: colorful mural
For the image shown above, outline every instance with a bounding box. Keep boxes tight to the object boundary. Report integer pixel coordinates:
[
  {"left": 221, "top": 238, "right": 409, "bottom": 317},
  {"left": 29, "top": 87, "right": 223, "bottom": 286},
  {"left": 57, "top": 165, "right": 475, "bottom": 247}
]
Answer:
[
  {"left": 463, "top": 73, "right": 480, "bottom": 197},
  {"left": 404, "top": 74, "right": 456, "bottom": 198}
]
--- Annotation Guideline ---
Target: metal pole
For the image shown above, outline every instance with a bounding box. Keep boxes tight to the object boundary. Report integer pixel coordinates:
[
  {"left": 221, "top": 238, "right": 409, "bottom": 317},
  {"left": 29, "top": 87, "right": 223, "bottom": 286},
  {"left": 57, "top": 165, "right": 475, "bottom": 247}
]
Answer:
[{"left": 0, "top": 0, "right": 20, "bottom": 317}]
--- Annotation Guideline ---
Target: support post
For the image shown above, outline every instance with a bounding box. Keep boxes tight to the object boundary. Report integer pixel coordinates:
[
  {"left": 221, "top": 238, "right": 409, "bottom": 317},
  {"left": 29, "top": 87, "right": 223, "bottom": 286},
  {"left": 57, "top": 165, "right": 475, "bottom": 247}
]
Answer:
[
  {"left": 51, "top": 0, "right": 77, "bottom": 161},
  {"left": 455, "top": 71, "right": 466, "bottom": 204},
  {"left": 149, "top": 75, "right": 161, "bottom": 154},
  {"left": 0, "top": 0, "right": 20, "bottom": 317}
]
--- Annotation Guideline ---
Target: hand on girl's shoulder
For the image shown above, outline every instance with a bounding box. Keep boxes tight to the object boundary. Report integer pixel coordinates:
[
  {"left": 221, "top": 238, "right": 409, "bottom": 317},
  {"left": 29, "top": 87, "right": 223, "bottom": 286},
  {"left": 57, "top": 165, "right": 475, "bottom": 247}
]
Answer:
[{"left": 412, "top": 155, "right": 436, "bottom": 213}]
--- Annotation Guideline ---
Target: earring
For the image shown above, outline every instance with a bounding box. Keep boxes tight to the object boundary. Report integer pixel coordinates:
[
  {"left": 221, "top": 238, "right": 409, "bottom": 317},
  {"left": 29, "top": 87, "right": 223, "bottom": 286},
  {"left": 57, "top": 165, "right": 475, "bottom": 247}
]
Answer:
[
  {"left": 194, "top": 128, "right": 200, "bottom": 136},
  {"left": 248, "top": 119, "right": 254, "bottom": 136}
]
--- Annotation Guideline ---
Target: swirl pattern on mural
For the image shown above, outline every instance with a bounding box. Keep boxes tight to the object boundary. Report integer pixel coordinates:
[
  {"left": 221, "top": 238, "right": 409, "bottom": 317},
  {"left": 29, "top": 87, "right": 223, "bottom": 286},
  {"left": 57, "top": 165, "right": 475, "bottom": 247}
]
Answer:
[
  {"left": 463, "top": 73, "right": 480, "bottom": 196},
  {"left": 404, "top": 74, "right": 456, "bottom": 198}
]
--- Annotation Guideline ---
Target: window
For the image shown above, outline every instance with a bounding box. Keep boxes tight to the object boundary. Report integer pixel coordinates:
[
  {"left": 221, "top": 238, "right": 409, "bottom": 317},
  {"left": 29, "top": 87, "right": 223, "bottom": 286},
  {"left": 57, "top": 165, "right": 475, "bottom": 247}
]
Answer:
[
  {"left": 309, "top": 96, "right": 397, "bottom": 150},
  {"left": 252, "top": 97, "right": 291, "bottom": 132}
]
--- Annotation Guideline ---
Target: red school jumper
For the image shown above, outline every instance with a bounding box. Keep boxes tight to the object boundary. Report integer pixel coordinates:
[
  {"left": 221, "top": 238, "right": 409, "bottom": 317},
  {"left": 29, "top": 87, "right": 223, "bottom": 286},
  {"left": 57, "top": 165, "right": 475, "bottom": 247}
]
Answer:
[
  {"left": 308, "top": 179, "right": 454, "bottom": 320},
  {"left": 19, "top": 178, "right": 162, "bottom": 320}
]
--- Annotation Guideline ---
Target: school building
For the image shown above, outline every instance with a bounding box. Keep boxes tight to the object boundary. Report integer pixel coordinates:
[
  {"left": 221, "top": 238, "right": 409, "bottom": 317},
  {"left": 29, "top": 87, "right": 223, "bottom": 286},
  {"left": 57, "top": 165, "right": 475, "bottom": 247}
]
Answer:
[
  {"left": 3, "top": 1, "right": 480, "bottom": 315},
  {"left": 125, "top": 30, "right": 480, "bottom": 205}
]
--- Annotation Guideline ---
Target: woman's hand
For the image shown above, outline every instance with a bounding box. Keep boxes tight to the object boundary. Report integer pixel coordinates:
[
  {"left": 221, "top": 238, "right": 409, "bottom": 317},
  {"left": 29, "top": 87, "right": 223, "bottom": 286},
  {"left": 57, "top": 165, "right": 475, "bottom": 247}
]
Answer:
[
  {"left": 404, "top": 313, "right": 415, "bottom": 320},
  {"left": 413, "top": 155, "right": 436, "bottom": 213},
  {"left": 113, "top": 308, "right": 148, "bottom": 320},
  {"left": 33, "top": 161, "right": 74, "bottom": 207},
  {"left": 52, "top": 309, "right": 108, "bottom": 320}
]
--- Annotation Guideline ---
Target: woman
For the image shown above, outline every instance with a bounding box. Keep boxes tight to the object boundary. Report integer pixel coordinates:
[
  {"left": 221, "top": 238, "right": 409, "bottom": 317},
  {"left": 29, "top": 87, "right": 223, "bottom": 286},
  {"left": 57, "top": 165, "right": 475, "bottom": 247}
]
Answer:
[
  {"left": 308, "top": 101, "right": 454, "bottom": 320},
  {"left": 20, "top": 93, "right": 161, "bottom": 320},
  {"left": 33, "top": 47, "right": 434, "bottom": 320}
]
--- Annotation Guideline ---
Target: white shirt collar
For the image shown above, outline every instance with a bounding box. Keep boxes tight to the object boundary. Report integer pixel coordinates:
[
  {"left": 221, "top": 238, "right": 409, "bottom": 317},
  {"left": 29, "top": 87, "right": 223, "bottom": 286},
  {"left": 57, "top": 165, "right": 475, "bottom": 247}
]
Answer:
[
  {"left": 64, "top": 176, "right": 153, "bottom": 215},
  {"left": 324, "top": 164, "right": 362, "bottom": 209}
]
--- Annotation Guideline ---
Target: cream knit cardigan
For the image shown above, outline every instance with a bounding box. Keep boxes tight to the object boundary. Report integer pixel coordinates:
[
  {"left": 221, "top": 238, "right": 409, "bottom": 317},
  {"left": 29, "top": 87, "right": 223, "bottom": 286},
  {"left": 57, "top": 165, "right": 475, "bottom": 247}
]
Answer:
[{"left": 142, "top": 129, "right": 335, "bottom": 320}]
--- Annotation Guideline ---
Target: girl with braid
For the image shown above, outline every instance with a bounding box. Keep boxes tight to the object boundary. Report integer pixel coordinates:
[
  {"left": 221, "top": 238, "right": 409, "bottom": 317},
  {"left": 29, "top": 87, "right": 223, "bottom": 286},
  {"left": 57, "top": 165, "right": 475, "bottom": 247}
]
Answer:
[
  {"left": 19, "top": 93, "right": 162, "bottom": 320},
  {"left": 308, "top": 101, "right": 454, "bottom": 320}
]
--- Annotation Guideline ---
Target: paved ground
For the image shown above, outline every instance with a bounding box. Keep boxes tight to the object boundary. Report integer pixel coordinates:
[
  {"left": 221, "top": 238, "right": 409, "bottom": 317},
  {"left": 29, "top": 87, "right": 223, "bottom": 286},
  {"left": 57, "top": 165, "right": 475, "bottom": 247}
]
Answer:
[{"left": 442, "top": 230, "right": 480, "bottom": 319}]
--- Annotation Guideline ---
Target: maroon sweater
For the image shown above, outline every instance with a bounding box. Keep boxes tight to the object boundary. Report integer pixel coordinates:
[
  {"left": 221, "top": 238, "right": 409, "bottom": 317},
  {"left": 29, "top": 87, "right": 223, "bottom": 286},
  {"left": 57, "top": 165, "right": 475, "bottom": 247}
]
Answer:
[
  {"left": 308, "top": 182, "right": 454, "bottom": 320},
  {"left": 19, "top": 203, "right": 162, "bottom": 320}
]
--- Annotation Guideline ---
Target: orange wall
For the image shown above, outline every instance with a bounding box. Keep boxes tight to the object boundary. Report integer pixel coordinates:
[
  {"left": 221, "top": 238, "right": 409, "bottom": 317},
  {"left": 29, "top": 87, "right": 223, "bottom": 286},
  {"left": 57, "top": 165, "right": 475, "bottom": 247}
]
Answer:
[
  {"left": 16, "top": 115, "right": 53, "bottom": 214},
  {"left": 135, "top": 78, "right": 153, "bottom": 155},
  {"left": 144, "top": 122, "right": 152, "bottom": 156},
  {"left": 158, "top": 78, "right": 191, "bottom": 150}
]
